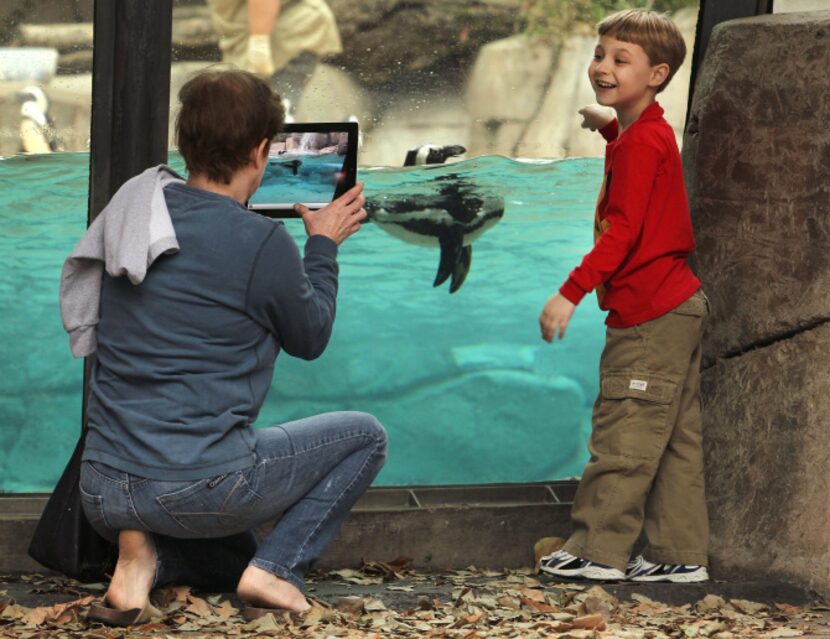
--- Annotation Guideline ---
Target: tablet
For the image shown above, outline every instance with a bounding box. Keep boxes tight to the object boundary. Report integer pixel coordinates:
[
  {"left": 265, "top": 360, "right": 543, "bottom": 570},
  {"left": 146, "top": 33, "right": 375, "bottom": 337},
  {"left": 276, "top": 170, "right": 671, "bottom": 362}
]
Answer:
[{"left": 247, "top": 121, "right": 359, "bottom": 217}]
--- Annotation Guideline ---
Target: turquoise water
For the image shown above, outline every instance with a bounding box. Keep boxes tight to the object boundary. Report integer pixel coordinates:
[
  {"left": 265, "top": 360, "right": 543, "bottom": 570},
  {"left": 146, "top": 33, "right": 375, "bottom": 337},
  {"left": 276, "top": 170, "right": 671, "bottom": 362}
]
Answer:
[{"left": 0, "top": 152, "right": 605, "bottom": 492}]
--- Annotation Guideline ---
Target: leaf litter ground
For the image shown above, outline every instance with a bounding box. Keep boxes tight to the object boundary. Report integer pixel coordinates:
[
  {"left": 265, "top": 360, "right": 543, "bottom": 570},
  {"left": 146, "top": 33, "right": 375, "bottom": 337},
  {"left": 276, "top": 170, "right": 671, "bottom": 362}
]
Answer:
[{"left": 1, "top": 560, "right": 828, "bottom": 639}]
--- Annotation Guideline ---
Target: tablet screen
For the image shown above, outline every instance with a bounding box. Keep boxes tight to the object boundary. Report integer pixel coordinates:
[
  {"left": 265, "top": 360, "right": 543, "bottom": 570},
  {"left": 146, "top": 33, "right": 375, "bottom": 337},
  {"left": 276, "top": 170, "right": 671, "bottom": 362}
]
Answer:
[{"left": 247, "top": 121, "right": 358, "bottom": 217}]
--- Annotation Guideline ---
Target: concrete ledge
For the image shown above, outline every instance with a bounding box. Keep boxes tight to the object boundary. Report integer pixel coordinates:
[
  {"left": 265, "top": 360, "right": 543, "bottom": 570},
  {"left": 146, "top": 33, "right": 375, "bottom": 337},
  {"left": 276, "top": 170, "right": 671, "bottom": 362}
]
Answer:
[{"left": 0, "top": 482, "right": 576, "bottom": 574}]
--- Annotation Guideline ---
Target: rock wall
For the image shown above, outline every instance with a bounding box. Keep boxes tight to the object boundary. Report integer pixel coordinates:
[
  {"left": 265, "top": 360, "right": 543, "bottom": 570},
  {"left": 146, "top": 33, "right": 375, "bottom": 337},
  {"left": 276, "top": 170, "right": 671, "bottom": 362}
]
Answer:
[{"left": 682, "top": 11, "right": 830, "bottom": 598}]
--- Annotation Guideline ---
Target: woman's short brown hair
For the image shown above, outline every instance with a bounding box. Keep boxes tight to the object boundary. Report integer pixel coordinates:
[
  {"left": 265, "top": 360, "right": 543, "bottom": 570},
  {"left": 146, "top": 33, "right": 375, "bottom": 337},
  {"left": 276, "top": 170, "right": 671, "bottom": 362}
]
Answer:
[
  {"left": 598, "top": 9, "right": 686, "bottom": 93},
  {"left": 176, "top": 69, "right": 285, "bottom": 183}
]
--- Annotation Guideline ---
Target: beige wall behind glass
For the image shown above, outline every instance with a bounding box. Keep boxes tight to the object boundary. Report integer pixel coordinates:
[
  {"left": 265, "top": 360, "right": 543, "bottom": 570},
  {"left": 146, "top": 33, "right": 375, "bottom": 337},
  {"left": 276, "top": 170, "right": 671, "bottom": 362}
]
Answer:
[
  {"left": 1, "top": 1, "right": 698, "bottom": 162},
  {"left": 170, "top": 0, "right": 698, "bottom": 166}
]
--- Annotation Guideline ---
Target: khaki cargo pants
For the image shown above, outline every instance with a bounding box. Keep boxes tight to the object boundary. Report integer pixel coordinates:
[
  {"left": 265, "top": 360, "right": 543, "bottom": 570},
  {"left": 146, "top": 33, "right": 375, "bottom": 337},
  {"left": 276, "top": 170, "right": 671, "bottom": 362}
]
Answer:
[{"left": 563, "top": 289, "right": 710, "bottom": 571}]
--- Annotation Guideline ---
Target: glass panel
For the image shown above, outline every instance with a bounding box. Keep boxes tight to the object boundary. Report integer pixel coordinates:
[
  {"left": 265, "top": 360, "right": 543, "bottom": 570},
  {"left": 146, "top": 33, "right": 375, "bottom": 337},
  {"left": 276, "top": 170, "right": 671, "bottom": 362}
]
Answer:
[
  {"left": 1, "top": 1, "right": 93, "bottom": 491},
  {"left": 0, "top": 0, "right": 699, "bottom": 491}
]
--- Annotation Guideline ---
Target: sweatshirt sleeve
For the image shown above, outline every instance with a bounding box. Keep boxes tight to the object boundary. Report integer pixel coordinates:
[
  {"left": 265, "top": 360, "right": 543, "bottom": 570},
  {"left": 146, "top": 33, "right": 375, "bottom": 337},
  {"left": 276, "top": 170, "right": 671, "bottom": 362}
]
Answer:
[
  {"left": 599, "top": 119, "right": 619, "bottom": 142},
  {"left": 245, "top": 226, "right": 339, "bottom": 360},
  {"left": 559, "top": 140, "right": 663, "bottom": 304}
]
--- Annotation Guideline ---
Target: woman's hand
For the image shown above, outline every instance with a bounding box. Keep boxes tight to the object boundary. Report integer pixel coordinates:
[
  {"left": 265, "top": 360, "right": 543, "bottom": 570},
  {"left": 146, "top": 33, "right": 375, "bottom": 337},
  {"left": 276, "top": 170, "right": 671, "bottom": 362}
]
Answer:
[
  {"left": 578, "top": 104, "right": 615, "bottom": 132},
  {"left": 539, "top": 293, "right": 576, "bottom": 343},
  {"left": 295, "top": 182, "right": 367, "bottom": 245}
]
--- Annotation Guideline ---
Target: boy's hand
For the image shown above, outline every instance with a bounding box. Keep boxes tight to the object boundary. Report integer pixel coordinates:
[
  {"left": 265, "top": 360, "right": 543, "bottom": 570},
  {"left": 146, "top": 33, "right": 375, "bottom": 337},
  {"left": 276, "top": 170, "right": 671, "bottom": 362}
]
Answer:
[
  {"left": 578, "top": 104, "right": 615, "bottom": 132},
  {"left": 539, "top": 293, "right": 576, "bottom": 343},
  {"left": 295, "top": 182, "right": 367, "bottom": 246}
]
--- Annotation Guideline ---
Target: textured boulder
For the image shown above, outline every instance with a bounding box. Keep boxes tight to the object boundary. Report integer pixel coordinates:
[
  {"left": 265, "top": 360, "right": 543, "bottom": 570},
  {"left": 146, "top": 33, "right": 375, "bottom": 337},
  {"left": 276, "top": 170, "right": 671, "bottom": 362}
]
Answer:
[
  {"left": 702, "top": 324, "right": 830, "bottom": 597},
  {"left": 683, "top": 11, "right": 830, "bottom": 597},
  {"left": 684, "top": 11, "right": 830, "bottom": 360}
]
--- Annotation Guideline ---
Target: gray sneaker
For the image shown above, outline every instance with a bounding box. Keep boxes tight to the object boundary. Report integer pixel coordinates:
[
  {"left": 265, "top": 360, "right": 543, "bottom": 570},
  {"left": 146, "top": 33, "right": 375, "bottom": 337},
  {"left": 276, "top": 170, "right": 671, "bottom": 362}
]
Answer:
[
  {"left": 540, "top": 549, "right": 625, "bottom": 581},
  {"left": 626, "top": 555, "right": 709, "bottom": 582}
]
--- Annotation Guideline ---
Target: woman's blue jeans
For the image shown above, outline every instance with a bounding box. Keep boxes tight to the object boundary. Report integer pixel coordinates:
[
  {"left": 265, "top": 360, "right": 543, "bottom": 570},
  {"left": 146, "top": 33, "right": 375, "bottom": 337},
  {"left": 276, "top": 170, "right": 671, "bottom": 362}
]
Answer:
[{"left": 79, "top": 411, "right": 387, "bottom": 592}]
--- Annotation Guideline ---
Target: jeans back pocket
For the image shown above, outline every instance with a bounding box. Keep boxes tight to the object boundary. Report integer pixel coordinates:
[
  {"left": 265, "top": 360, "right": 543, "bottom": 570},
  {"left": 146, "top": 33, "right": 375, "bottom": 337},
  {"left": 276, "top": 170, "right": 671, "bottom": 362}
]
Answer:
[{"left": 155, "top": 468, "right": 262, "bottom": 537}]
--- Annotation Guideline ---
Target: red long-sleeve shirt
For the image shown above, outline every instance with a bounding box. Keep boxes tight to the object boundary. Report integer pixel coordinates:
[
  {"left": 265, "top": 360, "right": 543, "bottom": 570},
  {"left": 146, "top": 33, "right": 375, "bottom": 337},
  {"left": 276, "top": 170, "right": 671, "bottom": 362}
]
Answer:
[{"left": 559, "top": 102, "right": 700, "bottom": 327}]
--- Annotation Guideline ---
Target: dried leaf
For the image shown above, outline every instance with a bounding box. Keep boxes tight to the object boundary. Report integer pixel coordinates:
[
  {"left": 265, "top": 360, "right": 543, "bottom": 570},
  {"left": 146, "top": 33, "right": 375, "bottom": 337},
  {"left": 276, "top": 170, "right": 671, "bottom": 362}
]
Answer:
[
  {"left": 243, "top": 612, "right": 282, "bottom": 632},
  {"left": 0, "top": 603, "right": 26, "bottom": 620},
  {"left": 774, "top": 603, "right": 801, "bottom": 614},
  {"left": 184, "top": 595, "right": 212, "bottom": 617},
  {"left": 364, "top": 598, "right": 387, "bottom": 613},
  {"left": 520, "top": 596, "right": 558, "bottom": 613},
  {"left": 572, "top": 612, "right": 607, "bottom": 631},
  {"left": 761, "top": 629, "right": 803, "bottom": 638},
  {"left": 581, "top": 595, "right": 614, "bottom": 619},
  {"left": 213, "top": 599, "right": 238, "bottom": 620},
  {"left": 698, "top": 594, "right": 727, "bottom": 612},
  {"left": 731, "top": 599, "right": 770, "bottom": 615},
  {"left": 337, "top": 595, "right": 365, "bottom": 615}
]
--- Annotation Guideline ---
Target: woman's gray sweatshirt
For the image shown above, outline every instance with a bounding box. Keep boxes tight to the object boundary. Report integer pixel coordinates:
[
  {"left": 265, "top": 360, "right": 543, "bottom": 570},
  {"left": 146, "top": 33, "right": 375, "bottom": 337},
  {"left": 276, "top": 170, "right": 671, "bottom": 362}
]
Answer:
[{"left": 82, "top": 182, "right": 339, "bottom": 480}]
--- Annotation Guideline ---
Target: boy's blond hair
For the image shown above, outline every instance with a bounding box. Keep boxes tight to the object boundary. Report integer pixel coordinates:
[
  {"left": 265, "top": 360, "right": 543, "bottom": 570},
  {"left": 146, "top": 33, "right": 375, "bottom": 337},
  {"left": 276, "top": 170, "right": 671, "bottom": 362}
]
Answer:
[{"left": 597, "top": 9, "right": 686, "bottom": 93}]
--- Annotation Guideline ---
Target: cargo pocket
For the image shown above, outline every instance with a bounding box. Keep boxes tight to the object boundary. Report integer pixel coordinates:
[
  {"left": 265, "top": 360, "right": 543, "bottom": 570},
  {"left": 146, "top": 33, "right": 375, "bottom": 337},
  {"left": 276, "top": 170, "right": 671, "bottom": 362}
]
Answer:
[
  {"left": 156, "top": 469, "right": 262, "bottom": 536},
  {"left": 592, "top": 372, "right": 678, "bottom": 459}
]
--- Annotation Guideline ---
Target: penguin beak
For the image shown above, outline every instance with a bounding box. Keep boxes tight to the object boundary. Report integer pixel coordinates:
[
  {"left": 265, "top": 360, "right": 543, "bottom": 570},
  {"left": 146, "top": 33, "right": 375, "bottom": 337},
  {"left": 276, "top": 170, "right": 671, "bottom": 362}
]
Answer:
[{"left": 444, "top": 145, "right": 466, "bottom": 159}]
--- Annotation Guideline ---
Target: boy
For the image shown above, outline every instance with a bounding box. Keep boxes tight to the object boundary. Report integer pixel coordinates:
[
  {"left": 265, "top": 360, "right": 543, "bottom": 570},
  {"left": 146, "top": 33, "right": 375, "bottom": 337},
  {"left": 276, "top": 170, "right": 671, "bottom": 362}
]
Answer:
[{"left": 537, "top": 9, "right": 710, "bottom": 583}]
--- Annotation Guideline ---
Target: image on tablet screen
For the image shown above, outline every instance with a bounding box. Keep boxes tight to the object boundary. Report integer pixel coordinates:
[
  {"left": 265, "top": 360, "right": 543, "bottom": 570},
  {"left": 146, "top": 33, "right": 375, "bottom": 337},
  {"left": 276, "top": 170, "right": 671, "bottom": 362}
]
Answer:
[{"left": 248, "top": 130, "right": 351, "bottom": 210}]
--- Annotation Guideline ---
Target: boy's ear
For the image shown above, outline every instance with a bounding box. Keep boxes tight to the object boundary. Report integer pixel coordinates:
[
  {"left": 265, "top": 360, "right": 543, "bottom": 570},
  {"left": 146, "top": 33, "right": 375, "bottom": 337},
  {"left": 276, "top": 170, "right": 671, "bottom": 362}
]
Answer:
[
  {"left": 251, "top": 138, "right": 270, "bottom": 168},
  {"left": 649, "top": 62, "right": 670, "bottom": 88}
]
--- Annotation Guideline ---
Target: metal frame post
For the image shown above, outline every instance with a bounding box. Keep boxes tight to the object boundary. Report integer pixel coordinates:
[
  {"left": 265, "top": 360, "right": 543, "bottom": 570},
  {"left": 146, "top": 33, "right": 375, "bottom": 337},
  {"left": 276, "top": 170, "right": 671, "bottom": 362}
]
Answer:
[{"left": 83, "top": 0, "right": 173, "bottom": 429}]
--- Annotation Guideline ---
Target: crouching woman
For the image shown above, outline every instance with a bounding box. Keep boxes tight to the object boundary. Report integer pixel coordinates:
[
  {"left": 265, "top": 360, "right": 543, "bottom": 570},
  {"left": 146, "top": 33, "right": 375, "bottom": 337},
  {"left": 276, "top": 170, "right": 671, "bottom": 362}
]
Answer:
[{"left": 73, "top": 69, "right": 386, "bottom": 625}]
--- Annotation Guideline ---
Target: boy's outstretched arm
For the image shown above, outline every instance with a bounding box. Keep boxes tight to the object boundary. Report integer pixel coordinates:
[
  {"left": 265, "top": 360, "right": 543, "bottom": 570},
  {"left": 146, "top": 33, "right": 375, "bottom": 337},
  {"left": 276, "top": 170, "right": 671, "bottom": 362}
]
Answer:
[{"left": 539, "top": 292, "right": 576, "bottom": 343}]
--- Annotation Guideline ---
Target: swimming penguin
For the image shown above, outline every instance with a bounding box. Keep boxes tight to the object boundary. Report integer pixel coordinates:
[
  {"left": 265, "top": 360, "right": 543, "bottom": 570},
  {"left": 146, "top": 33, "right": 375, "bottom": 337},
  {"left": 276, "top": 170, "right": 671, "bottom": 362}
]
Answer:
[
  {"left": 272, "top": 158, "right": 302, "bottom": 175},
  {"left": 404, "top": 143, "right": 467, "bottom": 167},
  {"left": 18, "top": 86, "right": 61, "bottom": 153},
  {"left": 365, "top": 173, "right": 504, "bottom": 293}
]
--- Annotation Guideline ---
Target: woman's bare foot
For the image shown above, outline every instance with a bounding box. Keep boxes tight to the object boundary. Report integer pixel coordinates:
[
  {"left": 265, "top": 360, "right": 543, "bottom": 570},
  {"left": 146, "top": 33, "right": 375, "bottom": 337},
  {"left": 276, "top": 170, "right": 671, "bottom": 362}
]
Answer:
[
  {"left": 237, "top": 566, "right": 310, "bottom": 613},
  {"left": 105, "top": 530, "right": 157, "bottom": 612}
]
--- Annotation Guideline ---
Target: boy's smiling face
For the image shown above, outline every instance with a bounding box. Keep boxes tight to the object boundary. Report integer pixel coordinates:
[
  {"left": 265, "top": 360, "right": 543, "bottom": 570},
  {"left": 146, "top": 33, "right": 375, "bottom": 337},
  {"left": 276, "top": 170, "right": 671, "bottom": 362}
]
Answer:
[{"left": 588, "top": 35, "right": 668, "bottom": 126}]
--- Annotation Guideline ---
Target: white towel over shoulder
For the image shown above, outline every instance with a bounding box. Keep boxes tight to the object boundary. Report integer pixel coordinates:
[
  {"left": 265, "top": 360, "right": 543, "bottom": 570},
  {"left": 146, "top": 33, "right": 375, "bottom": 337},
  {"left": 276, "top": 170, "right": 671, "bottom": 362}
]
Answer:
[{"left": 59, "top": 164, "right": 185, "bottom": 357}]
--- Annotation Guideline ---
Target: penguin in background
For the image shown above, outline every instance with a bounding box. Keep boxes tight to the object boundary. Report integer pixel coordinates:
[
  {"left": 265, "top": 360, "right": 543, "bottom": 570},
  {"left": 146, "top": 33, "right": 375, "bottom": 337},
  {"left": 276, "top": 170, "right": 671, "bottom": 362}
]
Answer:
[
  {"left": 404, "top": 143, "right": 466, "bottom": 167},
  {"left": 18, "top": 86, "right": 61, "bottom": 153}
]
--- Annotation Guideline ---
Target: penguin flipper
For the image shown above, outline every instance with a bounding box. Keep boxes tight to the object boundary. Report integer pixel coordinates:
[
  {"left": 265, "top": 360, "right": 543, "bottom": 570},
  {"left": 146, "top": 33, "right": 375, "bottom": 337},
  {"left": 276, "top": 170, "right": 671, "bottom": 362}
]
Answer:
[
  {"left": 434, "top": 229, "right": 471, "bottom": 293},
  {"left": 449, "top": 245, "right": 472, "bottom": 294},
  {"left": 434, "top": 229, "right": 463, "bottom": 288}
]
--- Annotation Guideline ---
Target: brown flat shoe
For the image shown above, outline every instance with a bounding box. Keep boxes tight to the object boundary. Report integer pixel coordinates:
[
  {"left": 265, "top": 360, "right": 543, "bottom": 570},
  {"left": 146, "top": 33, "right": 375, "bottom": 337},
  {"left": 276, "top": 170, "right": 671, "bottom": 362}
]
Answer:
[{"left": 87, "top": 600, "right": 162, "bottom": 627}]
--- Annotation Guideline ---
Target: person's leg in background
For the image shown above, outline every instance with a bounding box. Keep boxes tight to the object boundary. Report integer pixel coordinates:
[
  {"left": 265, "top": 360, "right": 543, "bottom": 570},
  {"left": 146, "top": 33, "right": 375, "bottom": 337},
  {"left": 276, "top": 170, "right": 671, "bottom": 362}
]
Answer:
[{"left": 247, "top": 0, "right": 280, "bottom": 76}]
